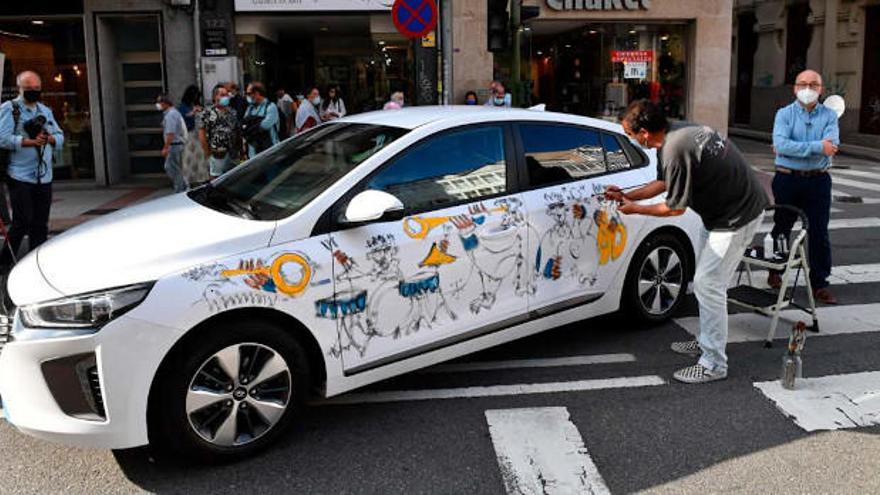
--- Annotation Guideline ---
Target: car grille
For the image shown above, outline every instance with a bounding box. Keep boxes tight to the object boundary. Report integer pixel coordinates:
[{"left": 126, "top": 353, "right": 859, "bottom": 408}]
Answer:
[{"left": 86, "top": 365, "right": 106, "bottom": 418}]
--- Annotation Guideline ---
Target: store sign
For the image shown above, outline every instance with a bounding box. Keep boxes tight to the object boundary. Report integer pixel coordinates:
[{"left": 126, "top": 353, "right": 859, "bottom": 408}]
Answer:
[
  {"left": 546, "top": 0, "right": 651, "bottom": 11},
  {"left": 234, "top": 0, "right": 393, "bottom": 11},
  {"left": 624, "top": 61, "right": 647, "bottom": 79},
  {"left": 611, "top": 50, "right": 653, "bottom": 63},
  {"left": 202, "top": 18, "right": 229, "bottom": 57}
]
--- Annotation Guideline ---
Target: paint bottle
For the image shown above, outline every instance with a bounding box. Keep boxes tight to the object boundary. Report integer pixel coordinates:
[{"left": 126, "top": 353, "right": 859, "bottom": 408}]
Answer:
[
  {"left": 780, "top": 321, "right": 807, "bottom": 390},
  {"left": 763, "top": 233, "right": 774, "bottom": 260}
]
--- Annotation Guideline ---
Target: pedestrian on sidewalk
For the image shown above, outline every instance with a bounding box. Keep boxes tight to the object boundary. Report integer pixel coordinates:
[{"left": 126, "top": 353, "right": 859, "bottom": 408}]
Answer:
[
  {"left": 156, "top": 94, "right": 188, "bottom": 193},
  {"left": 0, "top": 71, "right": 64, "bottom": 267},
  {"left": 295, "top": 87, "right": 323, "bottom": 134},
  {"left": 242, "top": 82, "right": 279, "bottom": 159},
  {"left": 275, "top": 87, "right": 296, "bottom": 139},
  {"left": 383, "top": 91, "right": 405, "bottom": 110},
  {"left": 321, "top": 86, "right": 347, "bottom": 121},
  {"left": 605, "top": 100, "right": 769, "bottom": 384},
  {"left": 485, "top": 80, "right": 512, "bottom": 108},
  {"left": 768, "top": 69, "right": 839, "bottom": 304},
  {"left": 224, "top": 82, "right": 249, "bottom": 122},
  {"left": 194, "top": 83, "right": 240, "bottom": 184}
]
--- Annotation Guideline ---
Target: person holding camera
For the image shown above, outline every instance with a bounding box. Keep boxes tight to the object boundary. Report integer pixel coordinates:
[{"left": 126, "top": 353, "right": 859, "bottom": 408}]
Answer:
[
  {"left": 242, "top": 82, "right": 279, "bottom": 159},
  {"left": 0, "top": 71, "right": 64, "bottom": 267},
  {"left": 156, "top": 94, "right": 188, "bottom": 193}
]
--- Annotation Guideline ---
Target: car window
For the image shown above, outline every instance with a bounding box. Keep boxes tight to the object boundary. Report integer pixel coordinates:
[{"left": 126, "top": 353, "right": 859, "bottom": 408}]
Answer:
[
  {"left": 602, "top": 133, "right": 631, "bottom": 172},
  {"left": 519, "top": 124, "right": 606, "bottom": 188},
  {"left": 366, "top": 125, "right": 507, "bottom": 213},
  {"left": 189, "top": 123, "right": 408, "bottom": 220}
]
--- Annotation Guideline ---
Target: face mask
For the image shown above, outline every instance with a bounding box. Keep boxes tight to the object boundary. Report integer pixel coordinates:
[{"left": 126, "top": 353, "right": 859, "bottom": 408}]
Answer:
[
  {"left": 796, "top": 88, "right": 819, "bottom": 106},
  {"left": 466, "top": 99, "right": 477, "bottom": 106},
  {"left": 155, "top": 103, "right": 164, "bottom": 111},
  {"left": 311, "top": 96, "right": 322, "bottom": 106},
  {"left": 494, "top": 96, "right": 505, "bottom": 106},
  {"left": 22, "top": 90, "right": 41, "bottom": 103},
  {"left": 218, "top": 96, "right": 230, "bottom": 107},
  {"left": 247, "top": 96, "right": 255, "bottom": 105}
]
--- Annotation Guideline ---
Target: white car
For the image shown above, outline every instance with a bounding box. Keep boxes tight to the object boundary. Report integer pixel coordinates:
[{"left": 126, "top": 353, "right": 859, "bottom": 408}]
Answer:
[{"left": 0, "top": 107, "right": 701, "bottom": 461}]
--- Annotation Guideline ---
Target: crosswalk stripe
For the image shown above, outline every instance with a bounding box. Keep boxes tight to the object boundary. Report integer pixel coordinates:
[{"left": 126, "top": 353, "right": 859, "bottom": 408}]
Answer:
[
  {"left": 674, "top": 302, "right": 880, "bottom": 343},
  {"left": 832, "top": 189, "right": 880, "bottom": 204},
  {"left": 830, "top": 176, "right": 880, "bottom": 194},
  {"left": 831, "top": 168, "right": 880, "bottom": 181},
  {"left": 320, "top": 376, "right": 666, "bottom": 405},
  {"left": 732, "top": 262, "right": 880, "bottom": 289},
  {"left": 754, "top": 371, "right": 880, "bottom": 432},
  {"left": 486, "top": 407, "right": 611, "bottom": 495},
  {"left": 422, "top": 353, "right": 636, "bottom": 373},
  {"left": 756, "top": 217, "right": 880, "bottom": 233}
]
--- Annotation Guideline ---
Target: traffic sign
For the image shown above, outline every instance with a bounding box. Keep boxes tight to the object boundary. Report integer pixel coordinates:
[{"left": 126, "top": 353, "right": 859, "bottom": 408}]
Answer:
[{"left": 392, "top": 0, "right": 438, "bottom": 39}]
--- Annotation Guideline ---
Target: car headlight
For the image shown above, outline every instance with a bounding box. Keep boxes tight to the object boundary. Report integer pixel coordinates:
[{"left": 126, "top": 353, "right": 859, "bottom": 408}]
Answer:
[{"left": 18, "top": 282, "right": 154, "bottom": 331}]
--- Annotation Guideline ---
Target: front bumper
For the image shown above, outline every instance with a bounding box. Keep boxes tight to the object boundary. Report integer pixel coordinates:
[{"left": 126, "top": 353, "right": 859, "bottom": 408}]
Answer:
[{"left": 0, "top": 314, "right": 184, "bottom": 449}]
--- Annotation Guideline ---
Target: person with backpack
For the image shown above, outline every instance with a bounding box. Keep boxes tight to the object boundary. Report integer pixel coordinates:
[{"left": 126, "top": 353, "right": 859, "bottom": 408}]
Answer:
[
  {"left": 242, "top": 82, "right": 279, "bottom": 159},
  {"left": 0, "top": 71, "right": 65, "bottom": 267}
]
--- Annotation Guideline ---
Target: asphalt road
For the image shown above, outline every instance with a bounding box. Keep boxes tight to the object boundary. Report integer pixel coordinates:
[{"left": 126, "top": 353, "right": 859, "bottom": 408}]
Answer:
[{"left": 2, "top": 138, "right": 880, "bottom": 494}]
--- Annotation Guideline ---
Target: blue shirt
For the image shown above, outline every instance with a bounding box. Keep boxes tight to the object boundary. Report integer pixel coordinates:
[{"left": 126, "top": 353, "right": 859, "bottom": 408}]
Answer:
[
  {"left": 0, "top": 97, "right": 65, "bottom": 184},
  {"left": 773, "top": 100, "right": 839, "bottom": 171},
  {"left": 162, "top": 106, "right": 187, "bottom": 144},
  {"left": 244, "top": 100, "right": 279, "bottom": 158}
]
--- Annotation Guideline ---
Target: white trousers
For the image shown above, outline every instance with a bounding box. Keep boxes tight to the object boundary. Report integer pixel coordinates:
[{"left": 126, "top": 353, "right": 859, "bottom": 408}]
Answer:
[{"left": 694, "top": 215, "right": 763, "bottom": 373}]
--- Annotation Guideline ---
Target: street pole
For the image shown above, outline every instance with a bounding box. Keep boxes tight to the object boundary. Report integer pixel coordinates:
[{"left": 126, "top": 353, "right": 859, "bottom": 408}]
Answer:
[
  {"left": 510, "top": 0, "right": 521, "bottom": 107},
  {"left": 441, "top": 0, "right": 454, "bottom": 104}
]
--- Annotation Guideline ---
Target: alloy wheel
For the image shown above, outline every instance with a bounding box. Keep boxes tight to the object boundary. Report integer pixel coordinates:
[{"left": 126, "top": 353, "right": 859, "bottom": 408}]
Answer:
[{"left": 637, "top": 246, "right": 684, "bottom": 316}]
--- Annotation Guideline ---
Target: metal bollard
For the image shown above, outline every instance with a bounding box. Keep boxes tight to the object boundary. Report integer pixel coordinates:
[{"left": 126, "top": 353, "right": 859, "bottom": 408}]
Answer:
[{"left": 780, "top": 321, "right": 807, "bottom": 390}]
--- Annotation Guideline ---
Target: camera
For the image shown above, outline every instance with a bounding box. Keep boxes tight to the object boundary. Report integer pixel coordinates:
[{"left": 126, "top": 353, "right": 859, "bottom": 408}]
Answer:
[{"left": 22, "top": 115, "right": 48, "bottom": 139}]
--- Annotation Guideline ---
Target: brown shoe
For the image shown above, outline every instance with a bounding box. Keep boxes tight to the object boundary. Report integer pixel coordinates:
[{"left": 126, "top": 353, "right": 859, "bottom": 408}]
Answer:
[
  {"left": 813, "top": 288, "right": 838, "bottom": 305},
  {"left": 767, "top": 272, "right": 782, "bottom": 290}
]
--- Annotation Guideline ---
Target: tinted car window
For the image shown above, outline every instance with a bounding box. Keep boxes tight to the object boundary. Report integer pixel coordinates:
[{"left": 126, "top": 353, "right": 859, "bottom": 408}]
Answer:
[
  {"left": 367, "top": 125, "right": 507, "bottom": 212},
  {"left": 602, "top": 133, "right": 631, "bottom": 172},
  {"left": 190, "top": 123, "right": 408, "bottom": 220},
  {"left": 519, "top": 124, "right": 606, "bottom": 188}
]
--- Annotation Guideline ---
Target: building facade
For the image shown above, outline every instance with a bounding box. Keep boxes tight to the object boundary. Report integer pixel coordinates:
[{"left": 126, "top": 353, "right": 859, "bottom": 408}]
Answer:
[{"left": 730, "top": 0, "right": 880, "bottom": 146}]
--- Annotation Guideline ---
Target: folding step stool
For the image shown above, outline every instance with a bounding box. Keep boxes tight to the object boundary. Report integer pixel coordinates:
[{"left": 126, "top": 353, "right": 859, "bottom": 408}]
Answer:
[{"left": 727, "top": 205, "right": 819, "bottom": 348}]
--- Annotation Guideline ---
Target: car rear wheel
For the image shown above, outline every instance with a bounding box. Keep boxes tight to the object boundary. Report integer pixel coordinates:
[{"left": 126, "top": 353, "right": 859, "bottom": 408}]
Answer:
[
  {"left": 623, "top": 233, "right": 690, "bottom": 323},
  {"left": 149, "top": 320, "right": 310, "bottom": 463}
]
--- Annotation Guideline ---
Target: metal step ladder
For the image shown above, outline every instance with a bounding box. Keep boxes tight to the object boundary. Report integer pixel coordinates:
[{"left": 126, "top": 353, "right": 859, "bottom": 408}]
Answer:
[{"left": 727, "top": 205, "right": 819, "bottom": 348}]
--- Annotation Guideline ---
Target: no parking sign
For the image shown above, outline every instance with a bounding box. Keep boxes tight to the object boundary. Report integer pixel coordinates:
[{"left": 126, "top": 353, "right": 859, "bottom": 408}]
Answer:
[{"left": 392, "top": 0, "right": 438, "bottom": 39}]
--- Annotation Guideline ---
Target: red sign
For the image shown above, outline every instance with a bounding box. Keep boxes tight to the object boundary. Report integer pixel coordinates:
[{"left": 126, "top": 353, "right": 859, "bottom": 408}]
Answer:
[
  {"left": 611, "top": 50, "right": 654, "bottom": 63},
  {"left": 392, "top": 0, "right": 438, "bottom": 39}
]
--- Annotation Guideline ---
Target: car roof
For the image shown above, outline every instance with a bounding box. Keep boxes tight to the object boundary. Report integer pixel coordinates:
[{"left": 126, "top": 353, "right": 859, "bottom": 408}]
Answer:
[{"left": 340, "top": 105, "right": 625, "bottom": 133}]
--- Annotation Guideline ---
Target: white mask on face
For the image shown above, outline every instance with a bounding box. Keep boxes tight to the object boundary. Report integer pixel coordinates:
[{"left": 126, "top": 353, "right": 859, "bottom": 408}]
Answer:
[
  {"left": 155, "top": 103, "right": 164, "bottom": 111},
  {"left": 796, "top": 88, "right": 819, "bottom": 106}
]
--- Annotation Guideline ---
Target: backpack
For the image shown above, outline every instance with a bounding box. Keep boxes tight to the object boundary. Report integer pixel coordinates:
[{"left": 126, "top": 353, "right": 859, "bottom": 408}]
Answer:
[
  {"left": 275, "top": 102, "right": 289, "bottom": 138},
  {"left": 0, "top": 102, "right": 22, "bottom": 171}
]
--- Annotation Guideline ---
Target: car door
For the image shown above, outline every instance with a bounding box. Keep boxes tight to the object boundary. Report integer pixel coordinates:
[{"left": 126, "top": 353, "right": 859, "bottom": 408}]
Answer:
[
  {"left": 328, "top": 124, "right": 530, "bottom": 373},
  {"left": 515, "top": 122, "right": 652, "bottom": 313}
]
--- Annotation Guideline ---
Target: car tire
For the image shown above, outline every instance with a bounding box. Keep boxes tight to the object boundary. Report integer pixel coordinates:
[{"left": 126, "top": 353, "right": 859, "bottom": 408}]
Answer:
[
  {"left": 148, "top": 319, "right": 311, "bottom": 463},
  {"left": 623, "top": 232, "right": 691, "bottom": 323}
]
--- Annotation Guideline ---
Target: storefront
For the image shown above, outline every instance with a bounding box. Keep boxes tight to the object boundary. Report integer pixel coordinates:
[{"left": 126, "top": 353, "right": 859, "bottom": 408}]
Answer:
[
  {"left": 0, "top": 4, "right": 95, "bottom": 180},
  {"left": 514, "top": 0, "right": 733, "bottom": 133},
  {"left": 233, "top": 0, "right": 438, "bottom": 112}
]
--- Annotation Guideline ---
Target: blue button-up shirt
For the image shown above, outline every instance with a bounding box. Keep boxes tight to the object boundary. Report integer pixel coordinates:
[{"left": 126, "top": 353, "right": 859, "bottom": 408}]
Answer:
[
  {"left": 773, "top": 100, "right": 839, "bottom": 171},
  {"left": 0, "top": 97, "right": 64, "bottom": 183}
]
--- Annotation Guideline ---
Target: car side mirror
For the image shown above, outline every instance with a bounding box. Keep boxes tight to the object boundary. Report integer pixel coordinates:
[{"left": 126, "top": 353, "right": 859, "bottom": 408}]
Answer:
[{"left": 343, "top": 190, "right": 405, "bottom": 224}]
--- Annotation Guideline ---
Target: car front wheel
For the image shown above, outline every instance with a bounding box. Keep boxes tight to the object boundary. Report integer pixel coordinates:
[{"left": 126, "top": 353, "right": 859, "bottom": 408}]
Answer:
[
  {"left": 623, "top": 233, "right": 690, "bottom": 323},
  {"left": 149, "top": 320, "right": 310, "bottom": 463}
]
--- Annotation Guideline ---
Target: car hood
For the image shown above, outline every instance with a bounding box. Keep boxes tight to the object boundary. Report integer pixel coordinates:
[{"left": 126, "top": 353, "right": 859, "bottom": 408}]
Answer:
[{"left": 21, "top": 193, "right": 275, "bottom": 301}]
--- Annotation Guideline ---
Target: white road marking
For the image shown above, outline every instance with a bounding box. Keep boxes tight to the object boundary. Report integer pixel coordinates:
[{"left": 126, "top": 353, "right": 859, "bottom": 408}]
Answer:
[
  {"left": 754, "top": 371, "right": 880, "bottom": 432},
  {"left": 831, "top": 168, "right": 880, "bottom": 181},
  {"left": 486, "top": 407, "right": 611, "bottom": 495},
  {"left": 829, "top": 176, "right": 880, "bottom": 194},
  {"left": 756, "top": 217, "right": 880, "bottom": 233},
  {"left": 732, "top": 262, "right": 880, "bottom": 289},
  {"left": 321, "top": 376, "right": 666, "bottom": 405},
  {"left": 422, "top": 353, "right": 636, "bottom": 373},
  {"left": 675, "top": 303, "right": 880, "bottom": 342}
]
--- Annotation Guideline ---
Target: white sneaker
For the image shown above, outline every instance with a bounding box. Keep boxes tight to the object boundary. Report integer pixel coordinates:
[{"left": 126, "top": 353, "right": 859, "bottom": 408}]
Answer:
[
  {"left": 670, "top": 340, "right": 701, "bottom": 356},
  {"left": 673, "top": 364, "right": 727, "bottom": 384}
]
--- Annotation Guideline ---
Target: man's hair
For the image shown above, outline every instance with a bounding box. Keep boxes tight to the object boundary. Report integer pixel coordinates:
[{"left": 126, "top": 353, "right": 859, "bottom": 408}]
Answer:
[
  {"left": 212, "top": 83, "right": 226, "bottom": 99},
  {"left": 156, "top": 93, "right": 173, "bottom": 105},
  {"left": 249, "top": 82, "right": 267, "bottom": 97},
  {"left": 620, "top": 99, "right": 670, "bottom": 134}
]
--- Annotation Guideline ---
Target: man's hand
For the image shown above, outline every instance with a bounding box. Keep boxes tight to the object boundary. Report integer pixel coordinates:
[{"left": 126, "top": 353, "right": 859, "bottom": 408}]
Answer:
[
  {"left": 161, "top": 145, "right": 170, "bottom": 158},
  {"left": 617, "top": 197, "right": 640, "bottom": 215},
  {"left": 822, "top": 139, "right": 839, "bottom": 157},
  {"left": 604, "top": 185, "right": 626, "bottom": 202},
  {"left": 45, "top": 132, "right": 56, "bottom": 146}
]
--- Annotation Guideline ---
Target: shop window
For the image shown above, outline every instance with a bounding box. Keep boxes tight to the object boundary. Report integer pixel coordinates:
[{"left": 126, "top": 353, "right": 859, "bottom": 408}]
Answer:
[
  {"left": 519, "top": 124, "right": 607, "bottom": 188},
  {"left": 367, "top": 126, "right": 507, "bottom": 213}
]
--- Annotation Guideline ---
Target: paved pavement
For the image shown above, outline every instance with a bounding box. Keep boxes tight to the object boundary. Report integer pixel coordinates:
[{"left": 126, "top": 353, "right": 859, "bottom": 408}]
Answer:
[{"left": 1, "top": 138, "right": 880, "bottom": 494}]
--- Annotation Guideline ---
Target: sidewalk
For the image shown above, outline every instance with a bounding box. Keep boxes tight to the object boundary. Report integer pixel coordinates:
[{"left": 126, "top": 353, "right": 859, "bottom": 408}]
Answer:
[
  {"left": 47, "top": 180, "right": 172, "bottom": 235},
  {"left": 729, "top": 127, "right": 880, "bottom": 163}
]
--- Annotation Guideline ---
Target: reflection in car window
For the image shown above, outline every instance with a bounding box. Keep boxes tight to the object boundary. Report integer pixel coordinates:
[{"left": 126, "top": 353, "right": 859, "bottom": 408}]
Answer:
[
  {"left": 189, "top": 123, "right": 408, "bottom": 220},
  {"left": 602, "top": 133, "right": 632, "bottom": 172},
  {"left": 519, "top": 124, "right": 606, "bottom": 188},
  {"left": 367, "top": 126, "right": 507, "bottom": 212}
]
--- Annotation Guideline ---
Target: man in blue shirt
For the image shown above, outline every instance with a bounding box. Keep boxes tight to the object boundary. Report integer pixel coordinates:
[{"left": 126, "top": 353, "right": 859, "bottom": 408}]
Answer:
[
  {"left": 156, "top": 94, "right": 188, "bottom": 193},
  {"left": 0, "top": 71, "right": 64, "bottom": 267},
  {"left": 243, "top": 82, "right": 279, "bottom": 159},
  {"left": 770, "top": 69, "right": 840, "bottom": 304}
]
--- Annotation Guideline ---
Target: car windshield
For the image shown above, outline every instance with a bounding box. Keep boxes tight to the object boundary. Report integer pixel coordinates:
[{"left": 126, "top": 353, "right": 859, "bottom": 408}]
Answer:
[{"left": 189, "top": 123, "right": 409, "bottom": 221}]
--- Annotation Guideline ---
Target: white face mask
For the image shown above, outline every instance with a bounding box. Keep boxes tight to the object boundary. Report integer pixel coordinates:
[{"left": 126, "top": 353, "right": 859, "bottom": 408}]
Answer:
[
  {"left": 796, "top": 88, "right": 819, "bottom": 106},
  {"left": 155, "top": 103, "right": 164, "bottom": 111}
]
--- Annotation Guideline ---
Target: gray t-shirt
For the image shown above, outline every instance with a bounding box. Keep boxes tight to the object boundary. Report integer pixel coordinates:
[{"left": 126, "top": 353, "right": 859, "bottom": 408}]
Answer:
[
  {"left": 661, "top": 126, "right": 768, "bottom": 231},
  {"left": 162, "top": 107, "right": 187, "bottom": 143}
]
